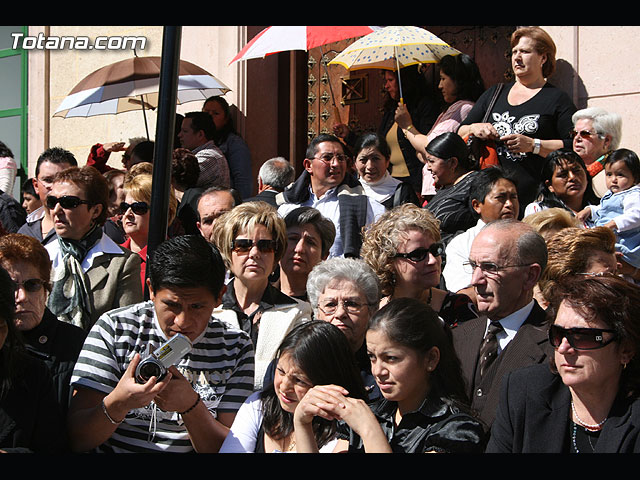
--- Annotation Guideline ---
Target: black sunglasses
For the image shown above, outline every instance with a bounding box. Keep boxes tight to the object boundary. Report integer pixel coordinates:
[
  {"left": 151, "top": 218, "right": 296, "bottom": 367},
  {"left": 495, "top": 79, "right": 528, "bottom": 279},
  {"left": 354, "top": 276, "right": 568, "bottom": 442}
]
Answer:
[
  {"left": 232, "top": 238, "right": 277, "bottom": 253},
  {"left": 120, "top": 201, "right": 150, "bottom": 215},
  {"left": 13, "top": 278, "right": 46, "bottom": 293},
  {"left": 548, "top": 324, "right": 618, "bottom": 350},
  {"left": 394, "top": 242, "right": 444, "bottom": 262},
  {"left": 46, "top": 195, "right": 92, "bottom": 210}
]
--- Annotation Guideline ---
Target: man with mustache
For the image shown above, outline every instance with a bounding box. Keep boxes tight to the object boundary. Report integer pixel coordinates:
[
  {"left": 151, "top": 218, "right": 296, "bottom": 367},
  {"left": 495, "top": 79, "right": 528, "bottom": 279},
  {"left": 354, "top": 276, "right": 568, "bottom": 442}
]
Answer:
[{"left": 276, "top": 134, "right": 385, "bottom": 258}]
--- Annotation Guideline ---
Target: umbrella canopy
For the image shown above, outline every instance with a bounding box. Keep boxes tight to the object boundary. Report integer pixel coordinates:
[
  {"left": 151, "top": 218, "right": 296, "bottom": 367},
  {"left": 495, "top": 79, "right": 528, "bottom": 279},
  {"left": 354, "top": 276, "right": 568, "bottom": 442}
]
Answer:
[
  {"left": 328, "top": 25, "right": 460, "bottom": 71},
  {"left": 229, "top": 25, "right": 381, "bottom": 64},
  {"left": 53, "top": 56, "right": 231, "bottom": 118}
]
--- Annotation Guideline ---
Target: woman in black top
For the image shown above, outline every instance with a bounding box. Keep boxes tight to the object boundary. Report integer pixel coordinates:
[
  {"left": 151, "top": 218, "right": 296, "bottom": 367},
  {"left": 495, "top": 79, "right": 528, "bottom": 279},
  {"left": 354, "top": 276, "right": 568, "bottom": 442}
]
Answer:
[
  {"left": 294, "top": 298, "right": 487, "bottom": 453},
  {"left": 458, "top": 26, "right": 577, "bottom": 208},
  {"left": 423, "top": 132, "right": 481, "bottom": 245},
  {"left": 0, "top": 264, "right": 67, "bottom": 453}
]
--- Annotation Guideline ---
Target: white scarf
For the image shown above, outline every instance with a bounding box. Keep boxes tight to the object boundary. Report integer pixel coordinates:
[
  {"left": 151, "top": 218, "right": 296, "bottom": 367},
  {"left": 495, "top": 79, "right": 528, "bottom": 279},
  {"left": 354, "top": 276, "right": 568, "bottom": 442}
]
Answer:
[{"left": 359, "top": 172, "right": 401, "bottom": 204}]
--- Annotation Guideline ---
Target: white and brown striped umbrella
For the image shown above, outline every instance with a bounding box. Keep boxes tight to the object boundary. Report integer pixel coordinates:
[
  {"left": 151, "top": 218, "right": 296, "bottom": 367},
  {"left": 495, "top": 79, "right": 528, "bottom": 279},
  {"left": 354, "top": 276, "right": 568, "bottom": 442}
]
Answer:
[{"left": 54, "top": 56, "right": 231, "bottom": 118}]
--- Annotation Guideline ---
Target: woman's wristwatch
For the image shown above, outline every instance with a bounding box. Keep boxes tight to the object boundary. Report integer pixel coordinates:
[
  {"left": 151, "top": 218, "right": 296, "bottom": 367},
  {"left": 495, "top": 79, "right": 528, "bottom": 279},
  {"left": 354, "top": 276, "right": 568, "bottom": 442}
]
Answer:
[{"left": 532, "top": 138, "right": 541, "bottom": 155}]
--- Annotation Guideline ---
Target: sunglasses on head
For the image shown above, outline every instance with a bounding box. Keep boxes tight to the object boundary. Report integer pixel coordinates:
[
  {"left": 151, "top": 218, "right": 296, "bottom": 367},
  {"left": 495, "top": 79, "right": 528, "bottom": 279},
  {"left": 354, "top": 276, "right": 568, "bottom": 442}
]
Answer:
[
  {"left": 394, "top": 242, "right": 444, "bottom": 262},
  {"left": 120, "top": 201, "right": 149, "bottom": 215},
  {"left": 13, "top": 278, "right": 46, "bottom": 293},
  {"left": 232, "top": 238, "right": 277, "bottom": 254},
  {"left": 548, "top": 324, "right": 618, "bottom": 350},
  {"left": 46, "top": 195, "right": 92, "bottom": 210}
]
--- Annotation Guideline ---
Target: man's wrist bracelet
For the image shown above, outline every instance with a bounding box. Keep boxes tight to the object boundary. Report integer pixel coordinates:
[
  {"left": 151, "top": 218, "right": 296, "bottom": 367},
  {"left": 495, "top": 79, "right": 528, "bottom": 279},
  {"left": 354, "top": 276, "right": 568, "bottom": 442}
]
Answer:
[
  {"left": 102, "top": 399, "right": 123, "bottom": 424},
  {"left": 179, "top": 393, "right": 201, "bottom": 416}
]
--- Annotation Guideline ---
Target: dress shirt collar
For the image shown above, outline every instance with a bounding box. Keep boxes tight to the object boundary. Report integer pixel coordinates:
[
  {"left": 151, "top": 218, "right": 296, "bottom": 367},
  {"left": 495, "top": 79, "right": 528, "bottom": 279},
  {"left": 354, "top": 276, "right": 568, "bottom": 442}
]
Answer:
[{"left": 487, "top": 299, "right": 535, "bottom": 352}]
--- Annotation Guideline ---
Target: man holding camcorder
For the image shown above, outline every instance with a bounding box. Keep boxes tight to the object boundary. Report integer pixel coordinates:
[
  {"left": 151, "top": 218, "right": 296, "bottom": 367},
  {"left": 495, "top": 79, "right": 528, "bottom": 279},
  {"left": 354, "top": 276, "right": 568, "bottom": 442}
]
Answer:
[{"left": 66, "top": 235, "right": 255, "bottom": 453}]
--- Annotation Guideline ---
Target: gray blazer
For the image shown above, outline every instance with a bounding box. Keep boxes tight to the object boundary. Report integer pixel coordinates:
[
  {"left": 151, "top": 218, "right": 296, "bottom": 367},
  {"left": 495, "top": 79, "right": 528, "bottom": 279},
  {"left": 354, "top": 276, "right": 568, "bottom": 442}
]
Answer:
[
  {"left": 47, "top": 234, "right": 143, "bottom": 330},
  {"left": 85, "top": 247, "right": 143, "bottom": 328}
]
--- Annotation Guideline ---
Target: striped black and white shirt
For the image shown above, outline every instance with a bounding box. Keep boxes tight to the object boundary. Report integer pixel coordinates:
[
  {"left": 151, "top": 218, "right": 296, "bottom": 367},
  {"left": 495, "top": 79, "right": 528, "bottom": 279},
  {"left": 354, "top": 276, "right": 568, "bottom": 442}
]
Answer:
[{"left": 70, "top": 300, "right": 255, "bottom": 453}]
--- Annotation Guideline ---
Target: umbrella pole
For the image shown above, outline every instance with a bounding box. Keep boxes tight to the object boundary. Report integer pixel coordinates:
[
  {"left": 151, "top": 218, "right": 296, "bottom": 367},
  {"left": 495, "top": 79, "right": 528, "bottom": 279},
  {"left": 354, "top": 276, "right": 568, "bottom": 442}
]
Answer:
[
  {"left": 395, "top": 46, "right": 404, "bottom": 105},
  {"left": 145, "top": 25, "right": 182, "bottom": 299},
  {"left": 140, "top": 95, "right": 150, "bottom": 140}
]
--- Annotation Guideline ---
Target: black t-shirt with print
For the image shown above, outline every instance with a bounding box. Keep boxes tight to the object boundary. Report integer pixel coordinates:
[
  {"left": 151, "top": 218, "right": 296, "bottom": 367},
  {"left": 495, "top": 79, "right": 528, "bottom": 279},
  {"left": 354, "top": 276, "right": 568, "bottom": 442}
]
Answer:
[{"left": 461, "top": 82, "right": 577, "bottom": 208}]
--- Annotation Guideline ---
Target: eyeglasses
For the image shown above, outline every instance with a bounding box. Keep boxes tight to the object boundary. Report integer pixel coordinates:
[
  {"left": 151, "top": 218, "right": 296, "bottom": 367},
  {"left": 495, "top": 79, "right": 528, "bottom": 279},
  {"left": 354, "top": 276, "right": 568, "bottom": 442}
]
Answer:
[
  {"left": 394, "top": 242, "right": 445, "bottom": 263},
  {"left": 548, "top": 324, "right": 618, "bottom": 350},
  {"left": 120, "top": 201, "right": 150, "bottom": 215},
  {"left": 232, "top": 238, "right": 277, "bottom": 254},
  {"left": 570, "top": 129, "right": 603, "bottom": 140},
  {"left": 314, "top": 153, "right": 348, "bottom": 164},
  {"left": 463, "top": 260, "right": 532, "bottom": 276},
  {"left": 13, "top": 278, "right": 46, "bottom": 293},
  {"left": 317, "top": 299, "right": 371, "bottom": 316},
  {"left": 45, "top": 195, "right": 92, "bottom": 210}
]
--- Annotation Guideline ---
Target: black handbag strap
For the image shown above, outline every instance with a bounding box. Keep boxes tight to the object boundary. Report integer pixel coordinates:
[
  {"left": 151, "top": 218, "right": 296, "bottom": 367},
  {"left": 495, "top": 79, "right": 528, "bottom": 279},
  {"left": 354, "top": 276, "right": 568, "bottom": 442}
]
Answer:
[{"left": 482, "top": 83, "right": 504, "bottom": 123}]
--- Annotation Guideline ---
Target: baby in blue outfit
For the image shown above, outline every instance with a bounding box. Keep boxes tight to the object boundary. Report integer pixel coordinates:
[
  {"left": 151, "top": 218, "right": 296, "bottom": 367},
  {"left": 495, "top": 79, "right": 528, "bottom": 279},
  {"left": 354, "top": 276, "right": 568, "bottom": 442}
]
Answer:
[{"left": 577, "top": 148, "right": 640, "bottom": 270}]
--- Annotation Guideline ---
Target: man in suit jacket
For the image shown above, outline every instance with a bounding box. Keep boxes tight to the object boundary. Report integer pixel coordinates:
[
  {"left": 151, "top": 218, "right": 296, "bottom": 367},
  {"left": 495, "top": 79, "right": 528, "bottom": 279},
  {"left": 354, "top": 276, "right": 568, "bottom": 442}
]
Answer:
[
  {"left": 244, "top": 157, "right": 295, "bottom": 207},
  {"left": 451, "top": 219, "right": 553, "bottom": 429}
]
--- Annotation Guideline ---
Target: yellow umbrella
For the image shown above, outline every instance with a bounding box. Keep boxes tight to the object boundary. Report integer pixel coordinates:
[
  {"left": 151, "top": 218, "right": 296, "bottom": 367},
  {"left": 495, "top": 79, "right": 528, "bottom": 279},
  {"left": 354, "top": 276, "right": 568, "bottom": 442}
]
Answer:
[{"left": 329, "top": 25, "right": 460, "bottom": 103}]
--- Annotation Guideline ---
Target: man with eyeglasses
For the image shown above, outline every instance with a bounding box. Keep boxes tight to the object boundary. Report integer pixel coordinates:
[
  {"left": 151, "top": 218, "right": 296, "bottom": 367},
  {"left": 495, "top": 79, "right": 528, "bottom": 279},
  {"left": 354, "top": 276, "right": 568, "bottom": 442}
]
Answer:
[
  {"left": 451, "top": 219, "right": 552, "bottom": 430},
  {"left": 276, "top": 134, "right": 385, "bottom": 258}
]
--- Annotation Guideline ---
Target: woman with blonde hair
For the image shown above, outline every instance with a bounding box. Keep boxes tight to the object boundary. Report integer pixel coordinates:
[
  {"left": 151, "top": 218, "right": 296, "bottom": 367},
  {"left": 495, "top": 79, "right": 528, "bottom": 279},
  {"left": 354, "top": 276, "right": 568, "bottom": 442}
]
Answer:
[
  {"left": 522, "top": 207, "right": 580, "bottom": 241},
  {"left": 360, "top": 203, "right": 476, "bottom": 326},
  {"left": 120, "top": 173, "right": 178, "bottom": 289},
  {"left": 211, "top": 201, "right": 312, "bottom": 391}
]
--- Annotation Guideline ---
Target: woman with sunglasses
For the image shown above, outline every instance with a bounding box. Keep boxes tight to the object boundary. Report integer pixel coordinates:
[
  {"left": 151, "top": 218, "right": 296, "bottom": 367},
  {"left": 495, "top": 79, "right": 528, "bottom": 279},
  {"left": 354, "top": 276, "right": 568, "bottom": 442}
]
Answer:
[
  {"left": 293, "top": 298, "right": 487, "bottom": 453},
  {"left": 211, "top": 201, "right": 313, "bottom": 391},
  {"left": 45, "top": 166, "right": 143, "bottom": 331},
  {"left": 572, "top": 107, "right": 622, "bottom": 197},
  {"left": 361, "top": 203, "right": 477, "bottom": 327},
  {"left": 0, "top": 233, "right": 86, "bottom": 422},
  {"left": 0, "top": 264, "right": 69, "bottom": 453},
  {"left": 488, "top": 274, "right": 640, "bottom": 453},
  {"left": 120, "top": 173, "right": 178, "bottom": 289}
]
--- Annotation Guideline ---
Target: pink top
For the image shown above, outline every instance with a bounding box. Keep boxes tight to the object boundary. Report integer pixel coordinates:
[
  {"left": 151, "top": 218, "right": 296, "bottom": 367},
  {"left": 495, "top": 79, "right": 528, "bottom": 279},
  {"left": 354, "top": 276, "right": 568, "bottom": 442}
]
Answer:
[{"left": 422, "top": 100, "right": 475, "bottom": 196}]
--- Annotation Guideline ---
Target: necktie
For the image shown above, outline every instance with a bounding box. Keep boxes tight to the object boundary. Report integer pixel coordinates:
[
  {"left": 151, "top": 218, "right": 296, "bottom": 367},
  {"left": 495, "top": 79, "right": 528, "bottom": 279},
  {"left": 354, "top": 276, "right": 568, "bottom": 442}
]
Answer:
[{"left": 478, "top": 321, "right": 503, "bottom": 378}]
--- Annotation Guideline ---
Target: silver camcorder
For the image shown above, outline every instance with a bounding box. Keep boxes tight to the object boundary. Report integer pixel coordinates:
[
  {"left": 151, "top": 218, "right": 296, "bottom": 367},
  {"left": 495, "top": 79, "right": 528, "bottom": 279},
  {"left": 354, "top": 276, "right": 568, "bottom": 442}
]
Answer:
[{"left": 135, "top": 333, "right": 193, "bottom": 384}]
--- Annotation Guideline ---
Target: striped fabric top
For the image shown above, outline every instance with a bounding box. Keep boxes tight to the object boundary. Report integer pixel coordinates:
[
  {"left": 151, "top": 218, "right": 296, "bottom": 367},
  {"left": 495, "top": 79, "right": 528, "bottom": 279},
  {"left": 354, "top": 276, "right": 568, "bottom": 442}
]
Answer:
[{"left": 70, "top": 300, "right": 255, "bottom": 453}]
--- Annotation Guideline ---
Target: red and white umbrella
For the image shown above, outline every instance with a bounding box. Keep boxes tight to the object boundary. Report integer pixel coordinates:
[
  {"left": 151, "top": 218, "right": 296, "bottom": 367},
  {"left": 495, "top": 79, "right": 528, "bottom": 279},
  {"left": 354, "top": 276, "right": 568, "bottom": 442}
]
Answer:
[{"left": 229, "top": 26, "right": 381, "bottom": 64}]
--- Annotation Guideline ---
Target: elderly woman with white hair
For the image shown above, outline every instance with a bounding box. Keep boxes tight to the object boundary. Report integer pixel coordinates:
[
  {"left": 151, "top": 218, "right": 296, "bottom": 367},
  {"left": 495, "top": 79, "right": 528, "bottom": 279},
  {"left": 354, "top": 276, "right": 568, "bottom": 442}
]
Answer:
[
  {"left": 306, "top": 256, "right": 382, "bottom": 400},
  {"left": 572, "top": 107, "right": 623, "bottom": 197}
]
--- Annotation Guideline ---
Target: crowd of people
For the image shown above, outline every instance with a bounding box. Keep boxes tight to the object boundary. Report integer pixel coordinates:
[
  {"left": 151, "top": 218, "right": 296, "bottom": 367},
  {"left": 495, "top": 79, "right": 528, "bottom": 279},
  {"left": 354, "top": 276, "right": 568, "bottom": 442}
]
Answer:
[{"left": 2, "top": 26, "right": 640, "bottom": 453}]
